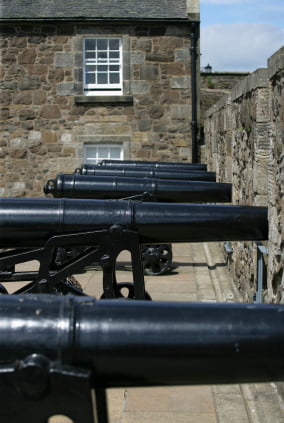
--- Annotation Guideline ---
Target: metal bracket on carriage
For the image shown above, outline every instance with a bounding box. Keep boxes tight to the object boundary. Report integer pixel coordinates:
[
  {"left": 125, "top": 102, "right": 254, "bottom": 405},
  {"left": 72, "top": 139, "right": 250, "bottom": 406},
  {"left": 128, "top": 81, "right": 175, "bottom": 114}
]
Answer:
[{"left": 0, "top": 226, "right": 151, "bottom": 300}]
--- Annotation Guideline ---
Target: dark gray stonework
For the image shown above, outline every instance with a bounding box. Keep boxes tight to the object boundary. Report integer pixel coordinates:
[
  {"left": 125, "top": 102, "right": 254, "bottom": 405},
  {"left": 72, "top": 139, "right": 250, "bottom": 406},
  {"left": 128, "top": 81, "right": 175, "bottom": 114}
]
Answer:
[{"left": 0, "top": 0, "right": 188, "bottom": 20}]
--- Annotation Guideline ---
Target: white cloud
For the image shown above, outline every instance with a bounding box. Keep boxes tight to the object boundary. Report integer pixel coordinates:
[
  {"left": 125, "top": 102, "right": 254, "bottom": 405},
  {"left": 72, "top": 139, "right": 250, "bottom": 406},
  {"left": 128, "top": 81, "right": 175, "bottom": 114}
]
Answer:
[{"left": 200, "top": 22, "right": 284, "bottom": 71}]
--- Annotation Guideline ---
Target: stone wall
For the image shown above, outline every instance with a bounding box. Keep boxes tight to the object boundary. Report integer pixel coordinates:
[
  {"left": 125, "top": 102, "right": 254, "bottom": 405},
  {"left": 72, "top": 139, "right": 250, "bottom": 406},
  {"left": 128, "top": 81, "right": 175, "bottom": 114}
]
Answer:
[
  {"left": 0, "top": 22, "right": 192, "bottom": 197},
  {"left": 200, "top": 71, "right": 249, "bottom": 124},
  {"left": 204, "top": 47, "right": 284, "bottom": 303}
]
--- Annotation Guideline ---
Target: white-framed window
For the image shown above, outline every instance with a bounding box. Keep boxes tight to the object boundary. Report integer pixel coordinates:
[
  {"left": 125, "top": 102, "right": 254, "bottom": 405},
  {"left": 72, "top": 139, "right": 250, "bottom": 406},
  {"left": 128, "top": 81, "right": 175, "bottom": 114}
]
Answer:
[
  {"left": 84, "top": 144, "right": 124, "bottom": 164},
  {"left": 83, "top": 38, "right": 123, "bottom": 95}
]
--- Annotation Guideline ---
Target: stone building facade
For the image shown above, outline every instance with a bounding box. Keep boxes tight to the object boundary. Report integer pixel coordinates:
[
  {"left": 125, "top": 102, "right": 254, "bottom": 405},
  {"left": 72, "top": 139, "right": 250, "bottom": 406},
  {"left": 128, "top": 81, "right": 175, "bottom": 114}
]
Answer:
[
  {"left": 0, "top": 0, "right": 199, "bottom": 197},
  {"left": 204, "top": 47, "right": 284, "bottom": 304}
]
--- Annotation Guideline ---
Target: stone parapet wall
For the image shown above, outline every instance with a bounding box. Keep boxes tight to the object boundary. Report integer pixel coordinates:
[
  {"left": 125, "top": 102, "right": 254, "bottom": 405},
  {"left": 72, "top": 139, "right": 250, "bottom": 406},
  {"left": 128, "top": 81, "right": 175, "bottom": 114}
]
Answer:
[
  {"left": 0, "top": 22, "right": 192, "bottom": 197},
  {"left": 204, "top": 47, "right": 284, "bottom": 303},
  {"left": 267, "top": 48, "right": 284, "bottom": 303}
]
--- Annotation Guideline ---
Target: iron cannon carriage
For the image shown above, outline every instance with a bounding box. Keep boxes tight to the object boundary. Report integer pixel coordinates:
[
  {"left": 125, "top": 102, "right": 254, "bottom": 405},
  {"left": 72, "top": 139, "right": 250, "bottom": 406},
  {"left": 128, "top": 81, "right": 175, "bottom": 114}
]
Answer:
[
  {"left": 0, "top": 295, "right": 283, "bottom": 422},
  {"left": 0, "top": 198, "right": 268, "bottom": 299}
]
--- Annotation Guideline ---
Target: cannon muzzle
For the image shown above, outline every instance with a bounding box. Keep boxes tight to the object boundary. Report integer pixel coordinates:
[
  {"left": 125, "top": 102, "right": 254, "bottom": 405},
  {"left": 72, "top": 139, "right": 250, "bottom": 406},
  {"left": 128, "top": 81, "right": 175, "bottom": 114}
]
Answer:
[
  {"left": 0, "top": 198, "right": 267, "bottom": 248},
  {"left": 98, "top": 159, "right": 207, "bottom": 171},
  {"left": 44, "top": 174, "right": 232, "bottom": 202},
  {"left": 1, "top": 295, "right": 284, "bottom": 386},
  {"left": 76, "top": 165, "right": 216, "bottom": 181}
]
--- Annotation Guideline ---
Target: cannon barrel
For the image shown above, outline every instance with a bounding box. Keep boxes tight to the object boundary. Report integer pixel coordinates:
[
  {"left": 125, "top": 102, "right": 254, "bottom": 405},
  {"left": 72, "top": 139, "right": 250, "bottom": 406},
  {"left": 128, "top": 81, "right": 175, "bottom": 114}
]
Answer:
[
  {"left": 77, "top": 165, "right": 216, "bottom": 181},
  {"left": 0, "top": 198, "right": 267, "bottom": 248},
  {"left": 98, "top": 159, "right": 207, "bottom": 171},
  {"left": 44, "top": 173, "right": 232, "bottom": 202},
  {"left": 0, "top": 295, "right": 284, "bottom": 386}
]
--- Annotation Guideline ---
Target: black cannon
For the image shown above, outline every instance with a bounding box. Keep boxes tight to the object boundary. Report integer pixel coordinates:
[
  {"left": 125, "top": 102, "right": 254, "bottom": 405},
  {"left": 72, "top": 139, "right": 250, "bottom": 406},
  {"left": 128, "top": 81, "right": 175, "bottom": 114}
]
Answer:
[
  {"left": 98, "top": 158, "right": 207, "bottom": 171},
  {"left": 0, "top": 295, "right": 284, "bottom": 422},
  {"left": 0, "top": 198, "right": 267, "bottom": 298},
  {"left": 76, "top": 164, "right": 216, "bottom": 181},
  {"left": 44, "top": 175, "right": 231, "bottom": 275},
  {"left": 44, "top": 173, "right": 232, "bottom": 202}
]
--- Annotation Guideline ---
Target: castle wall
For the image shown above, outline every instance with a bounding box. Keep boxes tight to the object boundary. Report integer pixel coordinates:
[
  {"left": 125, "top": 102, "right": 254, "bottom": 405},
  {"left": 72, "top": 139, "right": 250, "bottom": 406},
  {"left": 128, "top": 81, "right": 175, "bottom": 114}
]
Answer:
[{"left": 204, "top": 47, "right": 284, "bottom": 303}]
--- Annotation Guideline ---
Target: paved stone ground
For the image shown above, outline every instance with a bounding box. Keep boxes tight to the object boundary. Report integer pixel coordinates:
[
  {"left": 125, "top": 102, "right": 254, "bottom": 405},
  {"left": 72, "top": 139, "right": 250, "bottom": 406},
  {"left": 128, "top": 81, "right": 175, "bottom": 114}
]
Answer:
[{"left": 4, "top": 243, "right": 284, "bottom": 422}]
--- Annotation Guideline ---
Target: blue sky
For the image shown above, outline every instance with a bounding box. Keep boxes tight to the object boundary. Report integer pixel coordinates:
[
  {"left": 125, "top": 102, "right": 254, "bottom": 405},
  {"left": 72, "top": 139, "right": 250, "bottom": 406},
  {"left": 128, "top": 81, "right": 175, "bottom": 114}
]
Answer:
[{"left": 200, "top": 0, "right": 284, "bottom": 72}]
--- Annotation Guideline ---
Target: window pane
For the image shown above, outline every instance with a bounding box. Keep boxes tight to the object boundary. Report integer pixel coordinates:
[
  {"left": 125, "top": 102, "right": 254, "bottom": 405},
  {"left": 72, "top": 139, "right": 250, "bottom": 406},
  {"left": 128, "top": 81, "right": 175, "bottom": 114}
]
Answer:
[
  {"left": 97, "top": 73, "right": 108, "bottom": 84},
  {"left": 97, "top": 39, "right": 107, "bottom": 50},
  {"left": 109, "top": 65, "right": 119, "bottom": 71},
  {"left": 84, "top": 38, "right": 122, "bottom": 94},
  {"left": 98, "top": 147, "right": 108, "bottom": 157},
  {"left": 109, "top": 39, "right": 119, "bottom": 50},
  {"left": 85, "top": 146, "right": 98, "bottom": 158},
  {"left": 85, "top": 73, "right": 96, "bottom": 84},
  {"left": 86, "top": 51, "right": 96, "bottom": 59},
  {"left": 98, "top": 51, "right": 107, "bottom": 61},
  {"left": 84, "top": 144, "right": 122, "bottom": 163},
  {"left": 85, "top": 39, "right": 96, "bottom": 51},
  {"left": 85, "top": 65, "right": 96, "bottom": 72},
  {"left": 109, "top": 73, "right": 120, "bottom": 84},
  {"left": 97, "top": 65, "right": 107, "bottom": 72},
  {"left": 110, "top": 147, "right": 121, "bottom": 159},
  {"left": 109, "top": 51, "right": 120, "bottom": 59}
]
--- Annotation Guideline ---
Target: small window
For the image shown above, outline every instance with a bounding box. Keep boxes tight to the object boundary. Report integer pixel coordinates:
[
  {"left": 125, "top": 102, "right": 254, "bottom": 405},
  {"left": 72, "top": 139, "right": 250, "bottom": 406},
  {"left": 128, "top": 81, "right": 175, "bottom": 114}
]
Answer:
[
  {"left": 84, "top": 38, "right": 123, "bottom": 95},
  {"left": 84, "top": 144, "right": 123, "bottom": 164}
]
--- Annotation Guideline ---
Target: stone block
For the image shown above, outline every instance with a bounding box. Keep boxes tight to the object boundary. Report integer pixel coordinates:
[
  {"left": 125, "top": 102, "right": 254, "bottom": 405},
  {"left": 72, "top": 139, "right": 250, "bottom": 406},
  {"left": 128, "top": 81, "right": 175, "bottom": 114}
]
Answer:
[
  {"left": 55, "top": 52, "right": 75, "bottom": 67},
  {"left": 42, "top": 132, "right": 58, "bottom": 143},
  {"left": 161, "top": 63, "right": 184, "bottom": 76},
  {"left": 61, "top": 133, "right": 72, "bottom": 143},
  {"left": 0, "top": 91, "right": 12, "bottom": 105},
  {"left": 146, "top": 50, "right": 174, "bottom": 62},
  {"left": 48, "top": 68, "right": 64, "bottom": 83},
  {"left": 46, "top": 144, "right": 62, "bottom": 153},
  {"left": 137, "top": 120, "right": 152, "bottom": 131},
  {"left": 170, "top": 76, "right": 191, "bottom": 89},
  {"left": 0, "top": 81, "right": 17, "bottom": 90},
  {"left": 131, "top": 51, "right": 145, "bottom": 65},
  {"left": 29, "top": 141, "right": 47, "bottom": 155},
  {"left": 57, "top": 83, "right": 78, "bottom": 96},
  {"left": 27, "top": 64, "right": 47, "bottom": 76},
  {"left": 18, "top": 48, "right": 36, "bottom": 64},
  {"left": 137, "top": 96, "right": 154, "bottom": 106},
  {"left": 136, "top": 39, "right": 152, "bottom": 51},
  {"left": 170, "top": 104, "right": 191, "bottom": 119},
  {"left": 28, "top": 131, "right": 41, "bottom": 141},
  {"left": 40, "top": 105, "right": 61, "bottom": 119},
  {"left": 13, "top": 92, "right": 32, "bottom": 105},
  {"left": 19, "top": 109, "right": 36, "bottom": 120},
  {"left": 10, "top": 148, "right": 27, "bottom": 159},
  {"left": 10, "top": 138, "right": 25, "bottom": 148},
  {"left": 159, "top": 38, "right": 183, "bottom": 49},
  {"left": 0, "top": 147, "right": 8, "bottom": 158},
  {"left": 179, "top": 147, "right": 191, "bottom": 157},
  {"left": 160, "top": 90, "right": 180, "bottom": 104},
  {"left": 175, "top": 48, "right": 190, "bottom": 62},
  {"left": 19, "top": 76, "right": 41, "bottom": 90},
  {"left": 140, "top": 65, "right": 159, "bottom": 80},
  {"left": 172, "top": 138, "right": 189, "bottom": 147},
  {"left": 33, "top": 91, "right": 46, "bottom": 105},
  {"left": 1, "top": 52, "right": 17, "bottom": 65},
  {"left": 149, "top": 106, "right": 164, "bottom": 119},
  {"left": 54, "top": 35, "right": 69, "bottom": 45},
  {"left": 130, "top": 80, "right": 150, "bottom": 94}
]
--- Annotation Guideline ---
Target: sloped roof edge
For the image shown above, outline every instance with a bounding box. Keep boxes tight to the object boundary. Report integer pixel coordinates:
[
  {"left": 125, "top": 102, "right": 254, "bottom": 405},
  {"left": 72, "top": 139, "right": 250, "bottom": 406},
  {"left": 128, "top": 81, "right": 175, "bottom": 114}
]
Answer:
[{"left": 0, "top": 0, "right": 191, "bottom": 21}]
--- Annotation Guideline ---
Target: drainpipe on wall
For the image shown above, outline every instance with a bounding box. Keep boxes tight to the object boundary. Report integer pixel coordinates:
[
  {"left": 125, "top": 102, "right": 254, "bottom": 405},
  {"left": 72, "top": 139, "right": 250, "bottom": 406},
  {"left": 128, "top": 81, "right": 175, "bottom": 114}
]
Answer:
[{"left": 190, "top": 21, "right": 200, "bottom": 163}]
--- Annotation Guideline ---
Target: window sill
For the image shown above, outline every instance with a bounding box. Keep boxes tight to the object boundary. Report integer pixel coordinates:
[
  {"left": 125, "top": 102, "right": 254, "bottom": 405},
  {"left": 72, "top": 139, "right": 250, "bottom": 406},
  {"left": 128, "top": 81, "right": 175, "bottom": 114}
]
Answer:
[{"left": 75, "top": 95, "right": 133, "bottom": 104}]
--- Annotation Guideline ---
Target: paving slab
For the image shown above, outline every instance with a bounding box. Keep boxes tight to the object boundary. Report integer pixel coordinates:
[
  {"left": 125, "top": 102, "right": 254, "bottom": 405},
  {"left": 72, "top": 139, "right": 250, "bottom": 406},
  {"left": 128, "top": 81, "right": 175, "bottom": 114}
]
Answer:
[{"left": 3, "top": 242, "right": 284, "bottom": 423}]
